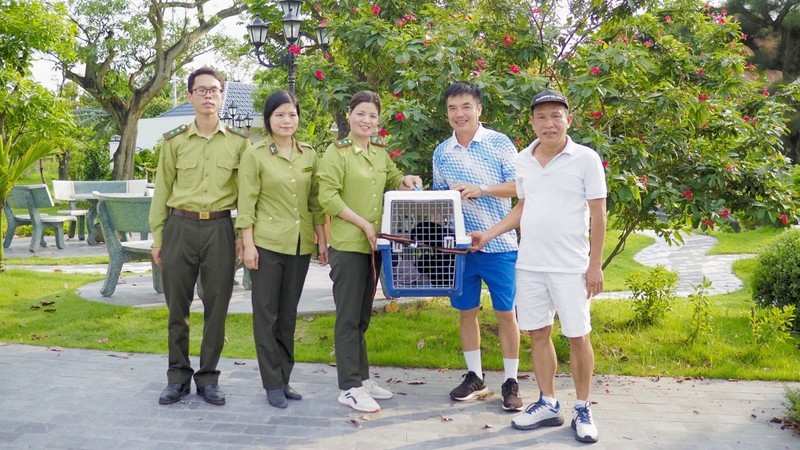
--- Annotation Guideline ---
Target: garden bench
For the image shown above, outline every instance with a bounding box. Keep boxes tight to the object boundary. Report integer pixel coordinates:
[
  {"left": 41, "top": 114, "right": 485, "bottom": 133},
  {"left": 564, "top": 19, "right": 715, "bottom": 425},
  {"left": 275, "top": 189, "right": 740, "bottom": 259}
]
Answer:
[
  {"left": 52, "top": 180, "right": 88, "bottom": 241},
  {"left": 66, "top": 179, "right": 149, "bottom": 245},
  {"left": 3, "top": 184, "right": 76, "bottom": 253},
  {"left": 95, "top": 193, "right": 163, "bottom": 297}
]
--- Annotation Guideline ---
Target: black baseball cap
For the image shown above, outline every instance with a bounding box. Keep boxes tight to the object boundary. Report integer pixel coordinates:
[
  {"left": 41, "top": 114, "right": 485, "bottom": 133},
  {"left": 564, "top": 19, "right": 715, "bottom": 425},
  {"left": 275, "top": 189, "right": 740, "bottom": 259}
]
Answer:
[{"left": 530, "top": 89, "right": 569, "bottom": 111}]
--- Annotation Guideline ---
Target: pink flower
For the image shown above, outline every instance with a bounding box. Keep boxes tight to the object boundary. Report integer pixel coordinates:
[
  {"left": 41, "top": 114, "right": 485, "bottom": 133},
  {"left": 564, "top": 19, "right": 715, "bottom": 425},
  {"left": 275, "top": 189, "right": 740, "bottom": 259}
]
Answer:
[
  {"left": 664, "top": 15, "right": 672, "bottom": 22},
  {"left": 509, "top": 64, "right": 520, "bottom": 74},
  {"left": 643, "top": 40, "right": 653, "bottom": 48},
  {"left": 379, "top": 128, "right": 388, "bottom": 137},
  {"left": 780, "top": 214, "right": 788, "bottom": 224},
  {"left": 590, "top": 111, "right": 603, "bottom": 119},
  {"left": 396, "top": 18, "right": 406, "bottom": 26},
  {"left": 726, "top": 165, "right": 734, "bottom": 172},
  {"left": 721, "top": 9, "right": 727, "bottom": 15},
  {"left": 753, "top": 118, "right": 759, "bottom": 125},
  {"left": 404, "top": 13, "right": 417, "bottom": 21},
  {"left": 531, "top": 7, "right": 541, "bottom": 14},
  {"left": 590, "top": 66, "right": 602, "bottom": 76},
  {"left": 395, "top": 113, "right": 405, "bottom": 121},
  {"left": 314, "top": 4, "right": 322, "bottom": 12},
  {"left": 288, "top": 45, "right": 301, "bottom": 55},
  {"left": 389, "top": 149, "right": 402, "bottom": 159},
  {"left": 720, "top": 209, "right": 730, "bottom": 218},
  {"left": 476, "top": 59, "right": 487, "bottom": 69},
  {"left": 742, "top": 33, "right": 748, "bottom": 41},
  {"left": 315, "top": 70, "right": 324, "bottom": 81},
  {"left": 503, "top": 35, "right": 515, "bottom": 47},
  {"left": 319, "top": 18, "right": 328, "bottom": 26},
  {"left": 372, "top": 5, "right": 381, "bottom": 15},
  {"left": 682, "top": 189, "right": 694, "bottom": 201},
  {"left": 696, "top": 68, "right": 704, "bottom": 76},
  {"left": 422, "top": 39, "right": 429, "bottom": 46},
  {"left": 470, "top": 70, "right": 480, "bottom": 77}
]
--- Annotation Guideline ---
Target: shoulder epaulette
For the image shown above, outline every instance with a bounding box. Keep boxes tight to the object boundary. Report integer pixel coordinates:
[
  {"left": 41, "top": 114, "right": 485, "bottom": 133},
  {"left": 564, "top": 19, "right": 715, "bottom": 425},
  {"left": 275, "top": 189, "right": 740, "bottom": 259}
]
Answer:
[
  {"left": 226, "top": 125, "right": 249, "bottom": 139},
  {"left": 335, "top": 138, "right": 352, "bottom": 148},
  {"left": 370, "top": 136, "right": 386, "bottom": 148},
  {"left": 297, "top": 141, "right": 315, "bottom": 152},
  {"left": 163, "top": 124, "right": 189, "bottom": 140}
]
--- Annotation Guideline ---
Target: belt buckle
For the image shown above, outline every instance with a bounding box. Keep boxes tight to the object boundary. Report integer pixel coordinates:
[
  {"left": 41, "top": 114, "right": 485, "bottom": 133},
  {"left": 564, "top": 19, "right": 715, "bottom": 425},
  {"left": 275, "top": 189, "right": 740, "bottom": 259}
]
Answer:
[{"left": 199, "top": 211, "right": 210, "bottom": 220}]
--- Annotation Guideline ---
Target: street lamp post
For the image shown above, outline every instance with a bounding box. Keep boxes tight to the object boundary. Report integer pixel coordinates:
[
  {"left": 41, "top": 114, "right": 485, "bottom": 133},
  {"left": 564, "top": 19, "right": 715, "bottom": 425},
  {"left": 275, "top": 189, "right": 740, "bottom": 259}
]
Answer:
[
  {"left": 246, "top": 0, "right": 331, "bottom": 94},
  {"left": 219, "top": 103, "right": 253, "bottom": 131}
]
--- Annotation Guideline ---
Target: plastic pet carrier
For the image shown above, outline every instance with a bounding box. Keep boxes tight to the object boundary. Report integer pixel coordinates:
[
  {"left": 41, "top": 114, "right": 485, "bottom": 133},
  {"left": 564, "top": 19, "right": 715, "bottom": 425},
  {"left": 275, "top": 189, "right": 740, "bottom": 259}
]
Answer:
[{"left": 377, "top": 190, "right": 470, "bottom": 297}]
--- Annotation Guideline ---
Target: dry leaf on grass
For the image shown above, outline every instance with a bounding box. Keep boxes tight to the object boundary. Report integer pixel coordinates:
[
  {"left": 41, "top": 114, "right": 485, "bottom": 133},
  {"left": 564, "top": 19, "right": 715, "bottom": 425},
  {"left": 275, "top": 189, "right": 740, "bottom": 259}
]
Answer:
[
  {"left": 417, "top": 339, "right": 425, "bottom": 350},
  {"left": 44, "top": 309, "right": 56, "bottom": 313},
  {"left": 234, "top": 360, "right": 247, "bottom": 365},
  {"left": 97, "top": 338, "right": 109, "bottom": 344},
  {"left": 303, "top": 316, "right": 315, "bottom": 322},
  {"left": 30, "top": 305, "right": 40, "bottom": 310},
  {"left": 40, "top": 301, "right": 55, "bottom": 306},
  {"left": 384, "top": 300, "right": 400, "bottom": 313},
  {"left": 53, "top": 269, "right": 62, "bottom": 273}
]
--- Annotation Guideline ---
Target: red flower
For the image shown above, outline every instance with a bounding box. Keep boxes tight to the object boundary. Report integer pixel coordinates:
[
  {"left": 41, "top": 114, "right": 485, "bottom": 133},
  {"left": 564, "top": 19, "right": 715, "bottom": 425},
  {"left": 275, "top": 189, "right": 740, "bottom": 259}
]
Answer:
[
  {"left": 509, "top": 64, "right": 520, "bottom": 74},
  {"left": 379, "top": 127, "right": 388, "bottom": 137},
  {"left": 503, "top": 35, "right": 515, "bottom": 47},
  {"left": 742, "top": 33, "right": 748, "bottom": 41},
  {"left": 720, "top": 209, "right": 730, "bottom": 218},
  {"left": 314, "top": 4, "right": 322, "bottom": 12},
  {"left": 405, "top": 13, "right": 417, "bottom": 21},
  {"left": 422, "top": 39, "right": 429, "bottom": 46},
  {"left": 476, "top": 58, "right": 487, "bottom": 69},
  {"left": 743, "top": 115, "right": 751, "bottom": 122},
  {"left": 696, "top": 68, "right": 704, "bottom": 76},
  {"left": 315, "top": 70, "right": 324, "bottom": 81},
  {"left": 394, "top": 91, "right": 402, "bottom": 98},
  {"left": 395, "top": 113, "right": 405, "bottom": 121},
  {"left": 780, "top": 214, "right": 788, "bottom": 224},
  {"left": 640, "top": 175, "right": 648, "bottom": 187},
  {"left": 389, "top": 149, "right": 402, "bottom": 159},
  {"left": 396, "top": 18, "right": 406, "bottom": 26},
  {"left": 531, "top": 7, "right": 541, "bottom": 14},
  {"left": 319, "top": 18, "right": 328, "bottom": 26},
  {"left": 602, "top": 160, "right": 609, "bottom": 168},
  {"left": 372, "top": 5, "right": 381, "bottom": 15},
  {"left": 701, "top": 218, "right": 709, "bottom": 225},
  {"left": 643, "top": 40, "right": 653, "bottom": 48},
  {"left": 682, "top": 189, "right": 694, "bottom": 201},
  {"left": 664, "top": 15, "right": 672, "bottom": 22},
  {"left": 726, "top": 165, "right": 734, "bottom": 172},
  {"left": 590, "top": 66, "right": 602, "bottom": 76},
  {"left": 470, "top": 70, "right": 480, "bottom": 77},
  {"left": 288, "top": 45, "right": 301, "bottom": 55},
  {"left": 698, "top": 93, "right": 709, "bottom": 101},
  {"left": 350, "top": 7, "right": 358, "bottom": 14},
  {"left": 753, "top": 118, "right": 759, "bottom": 125},
  {"left": 708, "top": 220, "right": 714, "bottom": 228},
  {"left": 590, "top": 111, "right": 603, "bottom": 119},
  {"left": 721, "top": 9, "right": 727, "bottom": 15}
]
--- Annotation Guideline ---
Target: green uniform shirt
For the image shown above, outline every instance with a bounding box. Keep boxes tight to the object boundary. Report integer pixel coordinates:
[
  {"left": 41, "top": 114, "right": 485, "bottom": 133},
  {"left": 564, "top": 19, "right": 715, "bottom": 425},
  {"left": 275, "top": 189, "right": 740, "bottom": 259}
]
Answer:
[
  {"left": 235, "top": 136, "right": 325, "bottom": 255},
  {"left": 317, "top": 134, "right": 404, "bottom": 254},
  {"left": 149, "top": 120, "right": 249, "bottom": 247}
]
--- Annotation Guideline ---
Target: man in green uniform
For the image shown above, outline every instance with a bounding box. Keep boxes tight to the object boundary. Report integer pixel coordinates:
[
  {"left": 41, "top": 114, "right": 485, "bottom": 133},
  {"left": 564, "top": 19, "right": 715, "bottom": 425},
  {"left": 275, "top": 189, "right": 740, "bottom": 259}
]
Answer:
[{"left": 149, "top": 67, "right": 249, "bottom": 406}]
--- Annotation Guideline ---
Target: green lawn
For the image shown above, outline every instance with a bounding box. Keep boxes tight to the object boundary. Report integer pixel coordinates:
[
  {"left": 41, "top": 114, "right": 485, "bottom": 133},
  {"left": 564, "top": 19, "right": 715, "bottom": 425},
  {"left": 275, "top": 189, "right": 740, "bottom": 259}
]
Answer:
[{"left": 706, "top": 226, "right": 784, "bottom": 255}]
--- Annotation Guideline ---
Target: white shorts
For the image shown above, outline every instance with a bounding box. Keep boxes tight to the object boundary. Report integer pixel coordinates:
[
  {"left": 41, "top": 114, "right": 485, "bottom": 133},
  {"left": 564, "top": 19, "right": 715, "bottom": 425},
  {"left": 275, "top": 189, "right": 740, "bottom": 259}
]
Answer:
[{"left": 515, "top": 270, "right": 592, "bottom": 337}]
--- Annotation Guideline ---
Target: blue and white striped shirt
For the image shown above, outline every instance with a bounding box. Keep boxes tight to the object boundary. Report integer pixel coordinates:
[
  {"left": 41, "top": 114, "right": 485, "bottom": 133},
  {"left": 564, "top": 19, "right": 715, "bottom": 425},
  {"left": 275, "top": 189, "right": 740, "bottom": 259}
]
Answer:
[{"left": 432, "top": 125, "right": 518, "bottom": 253}]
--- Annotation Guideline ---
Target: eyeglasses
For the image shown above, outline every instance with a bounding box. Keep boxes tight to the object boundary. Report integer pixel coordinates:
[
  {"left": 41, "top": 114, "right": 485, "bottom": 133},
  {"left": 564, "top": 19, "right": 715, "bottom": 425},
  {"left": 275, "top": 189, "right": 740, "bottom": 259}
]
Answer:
[{"left": 192, "top": 87, "right": 222, "bottom": 96}]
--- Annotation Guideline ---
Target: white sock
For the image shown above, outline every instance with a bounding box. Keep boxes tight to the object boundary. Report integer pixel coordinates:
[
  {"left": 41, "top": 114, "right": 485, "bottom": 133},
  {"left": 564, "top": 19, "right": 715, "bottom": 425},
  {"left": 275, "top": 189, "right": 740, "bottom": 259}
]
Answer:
[
  {"left": 503, "top": 358, "right": 519, "bottom": 381},
  {"left": 542, "top": 394, "right": 557, "bottom": 406},
  {"left": 575, "top": 399, "right": 589, "bottom": 409},
  {"left": 464, "top": 350, "right": 482, "bottom": 377}
]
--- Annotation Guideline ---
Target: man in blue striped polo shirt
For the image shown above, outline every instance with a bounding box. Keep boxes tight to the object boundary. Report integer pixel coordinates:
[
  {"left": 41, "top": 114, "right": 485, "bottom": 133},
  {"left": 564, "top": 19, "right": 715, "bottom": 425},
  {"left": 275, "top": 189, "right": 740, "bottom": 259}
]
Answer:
[{"left": 432, "top": 82, "right": 522, "bottom": 412}]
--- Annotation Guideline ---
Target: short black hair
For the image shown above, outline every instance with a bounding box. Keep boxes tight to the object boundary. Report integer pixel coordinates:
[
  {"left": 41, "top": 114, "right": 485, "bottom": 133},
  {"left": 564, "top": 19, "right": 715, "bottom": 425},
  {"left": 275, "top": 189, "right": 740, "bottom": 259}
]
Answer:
[
  {"left": 187, "top": 67, "right": 224, "bottom": 93},
  {"left": 263, "top": 90, "right": 300, "bottom": 135},
  {"left": 444, "top": 82, "right": 482, "bottom": 104},
  {"left": 349, "top": 90, "right": 381, "bottom": 114}
]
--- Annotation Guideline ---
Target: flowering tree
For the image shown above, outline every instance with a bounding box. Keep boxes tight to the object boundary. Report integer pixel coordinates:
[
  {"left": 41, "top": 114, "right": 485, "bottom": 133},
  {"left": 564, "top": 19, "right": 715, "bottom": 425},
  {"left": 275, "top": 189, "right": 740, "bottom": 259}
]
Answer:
[{"left": 246, "top": 0, "right": 799, "bottom": 267}]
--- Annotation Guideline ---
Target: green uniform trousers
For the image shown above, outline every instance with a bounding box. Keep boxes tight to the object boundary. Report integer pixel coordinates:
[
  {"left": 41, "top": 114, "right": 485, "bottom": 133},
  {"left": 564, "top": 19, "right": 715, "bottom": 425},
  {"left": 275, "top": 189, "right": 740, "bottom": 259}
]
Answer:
[
  {"left": 161, "top": 214, "right": 236, "bottom": 387},
  {"left": 251, "top": 246, "right": 311, "bottom": 390},
  {"left": 329, "top": 247, "right": 382, "bottom": 390}
]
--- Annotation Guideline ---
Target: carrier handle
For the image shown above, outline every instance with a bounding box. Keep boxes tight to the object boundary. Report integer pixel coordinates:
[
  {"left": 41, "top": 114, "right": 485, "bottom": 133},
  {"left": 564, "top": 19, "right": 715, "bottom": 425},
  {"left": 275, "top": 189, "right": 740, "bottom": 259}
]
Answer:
[{"left": 377, "top": 233, "right": 469, "bottom": 255}]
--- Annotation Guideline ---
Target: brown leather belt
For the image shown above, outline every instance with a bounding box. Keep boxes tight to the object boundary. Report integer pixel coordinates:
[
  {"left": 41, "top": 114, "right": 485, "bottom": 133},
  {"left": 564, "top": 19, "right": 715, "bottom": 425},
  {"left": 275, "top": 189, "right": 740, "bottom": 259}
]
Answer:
[{"left": 171, "top": 208, "right": 231, "bottom": 220}]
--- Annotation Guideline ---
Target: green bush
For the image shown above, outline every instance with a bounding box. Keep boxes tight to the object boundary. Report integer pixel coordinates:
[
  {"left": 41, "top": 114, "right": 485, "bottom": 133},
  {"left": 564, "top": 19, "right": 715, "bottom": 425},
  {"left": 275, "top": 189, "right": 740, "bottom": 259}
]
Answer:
[
  {"left": 626, "top": 265, "right": 678, "bottom": 326},
  {"left": 687, "top": 278, "right": 713, "bottom": 344},
  {"left": 785, "top": 386, "right": 800, "bottom": 425},
  {"left": 752, "top": 229, "right": 800, "bottom": 330}
]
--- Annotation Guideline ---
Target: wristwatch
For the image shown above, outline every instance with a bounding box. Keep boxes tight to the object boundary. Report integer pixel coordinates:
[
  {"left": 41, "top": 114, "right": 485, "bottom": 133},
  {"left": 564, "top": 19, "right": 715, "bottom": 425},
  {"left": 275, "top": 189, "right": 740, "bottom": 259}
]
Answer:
[{"left": 479, "top": 184, "right": 489, "bottom": 196}]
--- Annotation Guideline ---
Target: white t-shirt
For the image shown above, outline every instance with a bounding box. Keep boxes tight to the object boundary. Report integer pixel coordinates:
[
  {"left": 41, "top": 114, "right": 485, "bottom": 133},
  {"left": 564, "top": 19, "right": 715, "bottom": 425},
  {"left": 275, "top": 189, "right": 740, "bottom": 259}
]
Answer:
[{"left": 516, "top": 136, "right": 607, "bottom": 273}]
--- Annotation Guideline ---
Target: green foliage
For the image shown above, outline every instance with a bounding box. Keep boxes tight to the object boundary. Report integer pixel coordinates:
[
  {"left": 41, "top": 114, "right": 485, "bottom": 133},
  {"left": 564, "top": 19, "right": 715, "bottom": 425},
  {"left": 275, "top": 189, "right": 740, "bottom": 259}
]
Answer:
[
  {"left": 68, "top": 140, "right": 110, "bottom": 181},
  {"left": 686, "top": 278, "right": 713, "bottom": 344},
  {"left": 785, "top": 386, "right": 800, "bottom": 425},
  {"left": 752, "top": 229, "right": 800, "bottom": 329},
  {"left": 626, "top": 265, "right": 678, "bottom": 325},
  {"left": 749, "top": 304, "right": 797, "bottom": 349},
  {"left": 134, "top": 148, "right": 159, "bottom": 183}
]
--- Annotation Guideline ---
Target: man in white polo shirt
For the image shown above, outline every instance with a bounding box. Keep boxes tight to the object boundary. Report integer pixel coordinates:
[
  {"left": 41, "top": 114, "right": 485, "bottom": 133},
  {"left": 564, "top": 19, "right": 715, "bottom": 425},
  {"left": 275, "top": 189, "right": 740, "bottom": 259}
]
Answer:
[{"left": 470, "top": 89, "right": 607, "bottom": 443}]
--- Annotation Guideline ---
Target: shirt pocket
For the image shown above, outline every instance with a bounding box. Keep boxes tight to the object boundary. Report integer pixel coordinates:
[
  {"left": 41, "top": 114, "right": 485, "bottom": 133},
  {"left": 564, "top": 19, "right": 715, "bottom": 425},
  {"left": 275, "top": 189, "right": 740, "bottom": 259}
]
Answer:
[
  {"left": 175, "top": 158, "right": 198, "bottom": 189},
  {"left": 216, "top": 157, "right": 239, "bottom": 187}
]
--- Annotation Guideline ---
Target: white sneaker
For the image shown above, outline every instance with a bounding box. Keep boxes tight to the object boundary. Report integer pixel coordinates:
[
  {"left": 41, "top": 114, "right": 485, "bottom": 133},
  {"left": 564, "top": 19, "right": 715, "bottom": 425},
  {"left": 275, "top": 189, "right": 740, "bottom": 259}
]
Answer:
[
  {"left": 338, "top": 387, "right": 380, "bottom": 413},
  {"left": 362, "top": 379, "right": 393, "bottom": 399},
  {"left": 511, "top": 394, "right": 565, "bottom": 430},
  {"left": 572, "top": 402, "right": 599, "bottom": 443}
]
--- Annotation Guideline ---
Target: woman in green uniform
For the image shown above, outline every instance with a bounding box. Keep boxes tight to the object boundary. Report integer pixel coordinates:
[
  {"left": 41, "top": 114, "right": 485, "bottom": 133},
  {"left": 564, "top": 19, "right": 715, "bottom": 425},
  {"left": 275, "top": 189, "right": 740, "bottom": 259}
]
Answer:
[
  {"left": 236, "top": 90, "right": 328, "bottom": 409},
  {"left": 317, "top": 90, "right": 422, "bottom": 413}
]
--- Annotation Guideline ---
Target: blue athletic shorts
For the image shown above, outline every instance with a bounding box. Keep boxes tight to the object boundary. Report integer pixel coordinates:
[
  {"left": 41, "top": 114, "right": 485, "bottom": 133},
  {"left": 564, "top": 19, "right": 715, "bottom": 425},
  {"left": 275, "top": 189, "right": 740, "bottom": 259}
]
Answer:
[{"left": 450, "top": 251, "right": 517, "bottom": 312}]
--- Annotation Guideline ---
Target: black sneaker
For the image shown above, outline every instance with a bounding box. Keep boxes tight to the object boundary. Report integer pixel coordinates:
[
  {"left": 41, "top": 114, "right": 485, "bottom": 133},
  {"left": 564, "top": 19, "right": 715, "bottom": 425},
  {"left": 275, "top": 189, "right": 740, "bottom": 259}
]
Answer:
[
  {"left": 501, "top": 378, "right": 523, "bottom": 411},
  {"left": 449, "top": 371, "right": 489, "bottom": 401}
]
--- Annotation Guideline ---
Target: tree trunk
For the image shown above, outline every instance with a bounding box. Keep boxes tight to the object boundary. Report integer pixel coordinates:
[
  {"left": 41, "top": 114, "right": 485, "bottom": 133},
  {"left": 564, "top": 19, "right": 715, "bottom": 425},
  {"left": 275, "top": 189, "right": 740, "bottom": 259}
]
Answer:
[
  {"left": 111, "top": 113, "right": 142, "bottom": 180},
  {"left": 0, "top": 202, "right": 6, "bottom": 272},
  {"left": 57, "top": 151, "right": 70, "bottom": 180},
  {"left": 334, "top": 109, "right": 349, "bottom": 140}
]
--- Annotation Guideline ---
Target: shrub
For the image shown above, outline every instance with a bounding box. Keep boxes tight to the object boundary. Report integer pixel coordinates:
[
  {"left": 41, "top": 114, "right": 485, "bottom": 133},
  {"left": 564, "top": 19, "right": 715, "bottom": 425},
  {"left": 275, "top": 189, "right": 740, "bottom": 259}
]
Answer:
[
  {"left": 687, "top": 278, "right": 713, "bottom": 344},
  {"left": 752, "top": 229, "right": 800, "bottom": 330},
  {"left": 749, "top": 305, "right": 796, "bottom": 349},
  {"left": 626, "top": 265, "right": 678, "bottom": 326},
  {"left": 785, "top": 387, "right": 800, "bottom": 425}
]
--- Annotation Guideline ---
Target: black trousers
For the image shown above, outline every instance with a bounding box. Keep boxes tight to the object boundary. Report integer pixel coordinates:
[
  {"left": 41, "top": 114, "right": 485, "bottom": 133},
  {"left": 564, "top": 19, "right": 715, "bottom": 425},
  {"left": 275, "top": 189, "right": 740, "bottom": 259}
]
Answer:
[
  {"left": 251, "top": 246, "right": 311, "bottom": 390},
  {"left": 161, "top": 214, "right": 235, "bottom": 387},
  {"left": 328, "top": 248, "right": 381, "bottom": 390}
]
